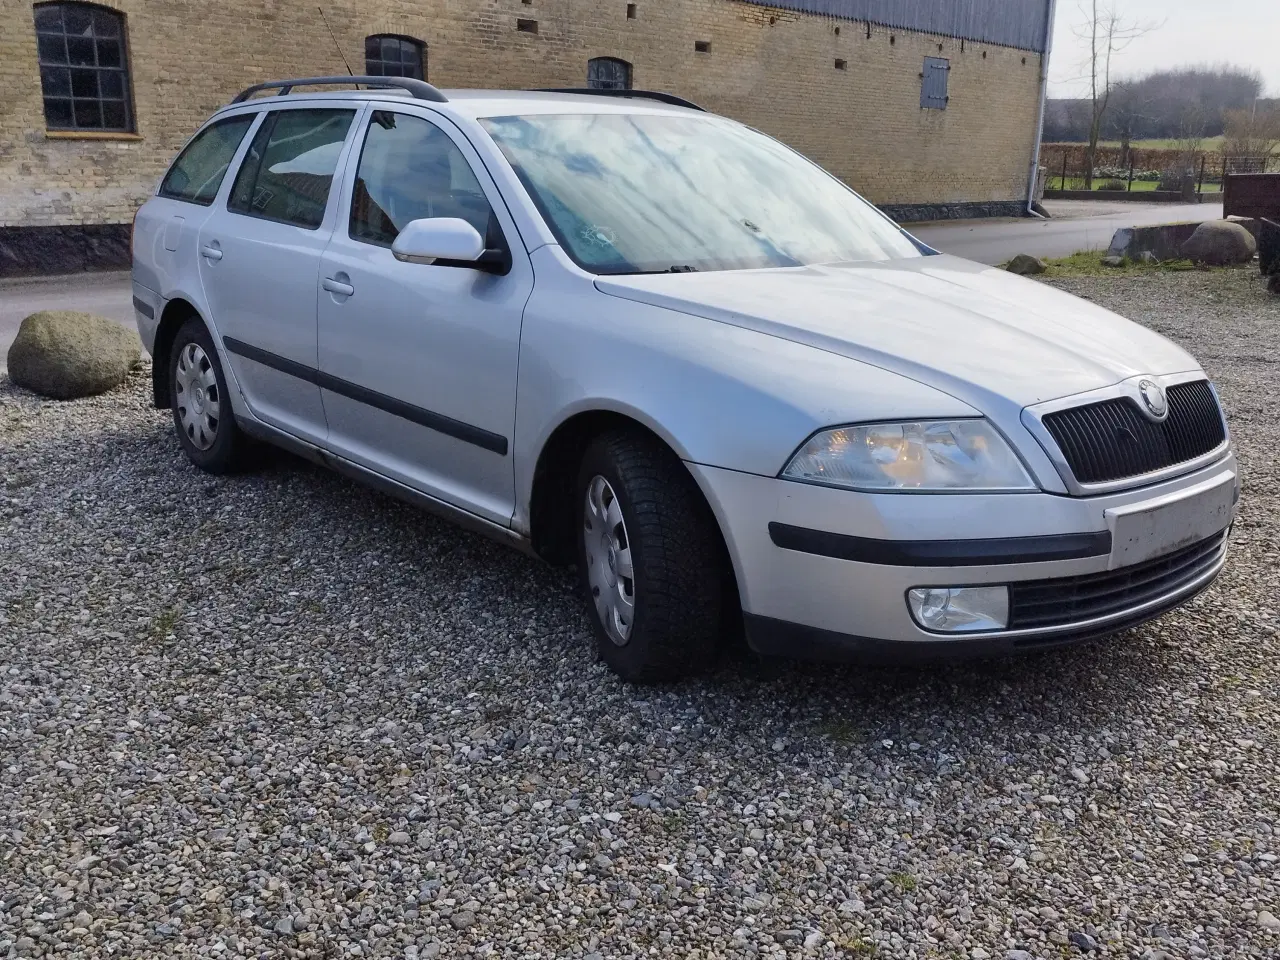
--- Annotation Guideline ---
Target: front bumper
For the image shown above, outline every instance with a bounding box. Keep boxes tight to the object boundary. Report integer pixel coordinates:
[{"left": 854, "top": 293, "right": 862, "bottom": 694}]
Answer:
[{"left": 688, "top": 452, "right": 1239, "bottom": 662}]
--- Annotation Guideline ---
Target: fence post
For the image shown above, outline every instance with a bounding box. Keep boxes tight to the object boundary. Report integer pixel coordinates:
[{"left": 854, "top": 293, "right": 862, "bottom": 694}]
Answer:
[
  {"left": 1127, "top": 157, "right": 1134, "bottom": 193},
  {"left": 1197, "top": 156, "right": 1206, "bottom": 200},
  {"left": 1061, "top": 154, "right": 1067, "bottom": 191}
]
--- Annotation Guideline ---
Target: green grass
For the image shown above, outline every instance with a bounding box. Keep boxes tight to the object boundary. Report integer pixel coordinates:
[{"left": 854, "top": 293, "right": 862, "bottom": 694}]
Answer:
[
  {"left": 1028, "top": 250, "right": 1200, "bottom": 277},
  {"left": 660, "top": 812, "right": 685, "bottom": 835},
  {"left": 888, "top": 872, "right": 917, "bottom": 892},
  {"left": 150, "top": 605, "right": 182, "bottom": 639},
  {"left": 1049, "top": 177, "right": 1222, "bottom": 193},
  {"left": 1046, "top": 136, "right": 1280, "bottom": 155},
  {"left": 1112, "top": 136, "right": 1224, "bottom": 150},
  {"left": 1049, "top": 136, "right": 1230, "bottom": 151},
  {"left": 834, "top": 937, "right": 878, "bottom": 957},
  {"left": 815, "top": 718, "right": 862, "bottom": 743}
]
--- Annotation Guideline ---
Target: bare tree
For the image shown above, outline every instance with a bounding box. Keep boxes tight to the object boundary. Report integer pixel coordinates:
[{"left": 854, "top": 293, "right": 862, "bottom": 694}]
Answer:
[
  {"left": 1104, "top": 80, "right": 1150, "bottom": 165},
  {"left": 1046, "top": 66, "right": 1263, "bottom": 143},
  {"left": 1074, "top": 1, "right": 1158, "bottom": 187},
  {"left": 1164, "top": 102, "right": 1209, "bottom": 196},
  {"left": 1223, "top": 103, "right": 1280, "bottom": 172}
]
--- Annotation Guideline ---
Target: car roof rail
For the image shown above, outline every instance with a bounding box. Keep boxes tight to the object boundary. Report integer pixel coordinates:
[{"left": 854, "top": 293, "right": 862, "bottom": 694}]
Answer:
[
  {"left": 532, "top": 88, "right": 705, "bottom": 111},
  {"left": 231, "top": 76, "right": 448, "bottom": 104}
]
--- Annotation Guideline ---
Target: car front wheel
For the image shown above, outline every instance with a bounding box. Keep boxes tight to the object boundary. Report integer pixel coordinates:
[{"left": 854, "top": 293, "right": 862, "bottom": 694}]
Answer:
[{"left": 576, "top": 429, "right": 729, "bottom": 682}]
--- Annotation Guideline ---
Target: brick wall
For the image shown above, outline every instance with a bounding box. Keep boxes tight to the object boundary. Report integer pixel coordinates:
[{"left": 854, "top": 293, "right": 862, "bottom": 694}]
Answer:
[{"left": 0, "top": 0, "right": 1044, "bottom": 228}]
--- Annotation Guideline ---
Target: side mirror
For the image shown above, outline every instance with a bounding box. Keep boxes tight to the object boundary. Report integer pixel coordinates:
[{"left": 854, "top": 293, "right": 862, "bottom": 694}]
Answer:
[{"left": 392, "top": 217, "right": 486, "bottom": 265}]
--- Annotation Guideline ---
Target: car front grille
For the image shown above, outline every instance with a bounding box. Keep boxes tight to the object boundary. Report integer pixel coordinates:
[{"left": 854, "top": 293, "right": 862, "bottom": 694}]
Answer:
[
  {"left": 1007, "top": 531, "right": 1227, "bottom": 630},
  {"left": 1041, "top": 379, "right": 1225, "bottom": 486}
]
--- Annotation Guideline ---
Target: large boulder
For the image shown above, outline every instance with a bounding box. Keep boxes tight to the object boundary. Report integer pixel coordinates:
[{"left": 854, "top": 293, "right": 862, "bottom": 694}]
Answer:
[
  {"left": 1005, "top": 253, "right": 1047, "bottom": 276},
  {"left": 7, "top": 311, "right": 140, "bottom": 400},
  {"left": 1179, "top": 220, "right": 1258, "bottom": 267}
]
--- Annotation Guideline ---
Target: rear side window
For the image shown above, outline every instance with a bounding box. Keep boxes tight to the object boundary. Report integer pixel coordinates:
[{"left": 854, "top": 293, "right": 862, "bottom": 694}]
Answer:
[
  {"left": 227, "top": 108, "right": 355, "bottom": 229},
  {"left": 159, "top": 115, "right": 256, "bottom": 206}
]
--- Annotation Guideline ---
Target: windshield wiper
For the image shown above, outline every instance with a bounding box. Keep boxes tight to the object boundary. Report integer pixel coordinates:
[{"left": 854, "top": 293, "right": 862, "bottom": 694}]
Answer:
[{"left": 628, "top": 264, "right": 700, "bottom": 274}]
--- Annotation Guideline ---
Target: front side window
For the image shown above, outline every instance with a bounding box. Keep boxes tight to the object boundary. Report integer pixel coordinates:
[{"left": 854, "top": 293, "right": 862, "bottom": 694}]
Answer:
[
  {"left": 159, "top": 115, "right": 256, "bottom": 205},
  {"left": 480, "top": 113, "right": 920, "bottom": 274},
  {"left": 34, "top": 2, "right": 134, "bottom": 132},
  {"left": 350, "top": 111, "right": 494, "bottom": 246},
  {"left": 365, "top": 35, "right": 425, "bottom": 80},
  {"left": 227, "top": 109, "right": 355, "bottom": 229},
  {"left": 587, "top": 57, "right": 632, "bottom": 90}
]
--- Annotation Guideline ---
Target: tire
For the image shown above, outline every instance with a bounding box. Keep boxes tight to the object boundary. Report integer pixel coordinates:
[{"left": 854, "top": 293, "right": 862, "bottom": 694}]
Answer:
[
  {"left": 168, "top": 318, "right": 248, "bottom": 474},
  {"left": 576, "top": 429, "right": 729, "bottom": 682}
]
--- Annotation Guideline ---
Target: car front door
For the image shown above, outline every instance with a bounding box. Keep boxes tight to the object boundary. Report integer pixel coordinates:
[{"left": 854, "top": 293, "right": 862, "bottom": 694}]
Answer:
[
  {"left": 315, "top": 108, "right": 532, "bottom": 525},
  {"left": 197, "top": 103, "right": 362, "bottom": 445}
]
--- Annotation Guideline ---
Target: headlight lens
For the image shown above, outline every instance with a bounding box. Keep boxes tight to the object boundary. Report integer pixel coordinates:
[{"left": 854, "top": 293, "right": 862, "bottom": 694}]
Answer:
[{"left": 782, "top": 420, "right": 1034, "bottom": 491}]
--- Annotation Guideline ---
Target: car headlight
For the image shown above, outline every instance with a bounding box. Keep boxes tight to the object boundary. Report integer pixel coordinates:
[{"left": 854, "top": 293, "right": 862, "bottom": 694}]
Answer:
[{"left": 781, "top": 420, "right": 1035, "bottom": 491}]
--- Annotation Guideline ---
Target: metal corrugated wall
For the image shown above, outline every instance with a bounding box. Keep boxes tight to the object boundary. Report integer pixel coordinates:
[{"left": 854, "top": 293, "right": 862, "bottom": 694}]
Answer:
[{"left": 738, "top": 0, "right": 1052, "bottom": 52}]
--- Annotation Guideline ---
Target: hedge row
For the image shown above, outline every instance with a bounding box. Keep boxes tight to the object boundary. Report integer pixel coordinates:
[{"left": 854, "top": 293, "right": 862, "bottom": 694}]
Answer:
[{"left": 1040, "top": 144, "right": 1233, "bottom": 178}]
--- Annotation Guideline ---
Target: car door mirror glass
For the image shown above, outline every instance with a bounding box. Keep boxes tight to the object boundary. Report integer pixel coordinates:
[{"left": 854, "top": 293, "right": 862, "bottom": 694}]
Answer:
[{"left": 392, "top": 217, "right": 486, "bottom": 265}]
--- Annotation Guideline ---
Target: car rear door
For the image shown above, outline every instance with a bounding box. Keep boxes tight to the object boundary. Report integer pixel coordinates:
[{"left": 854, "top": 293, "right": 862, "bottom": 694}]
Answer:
[
  {"left": 132, "top": 110, "right": 260, "bottom": 346},
  {"left": 314, "top": 107, "right": 532, "bottom": 525},
  {"left": 196, "top": 102, "right": 364, "bottom": 446}
]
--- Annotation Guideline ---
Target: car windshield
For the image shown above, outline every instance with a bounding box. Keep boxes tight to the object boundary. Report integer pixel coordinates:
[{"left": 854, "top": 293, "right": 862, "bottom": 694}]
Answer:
[{"left": 479, "top": 112, "right": 921, "bottom": 275}]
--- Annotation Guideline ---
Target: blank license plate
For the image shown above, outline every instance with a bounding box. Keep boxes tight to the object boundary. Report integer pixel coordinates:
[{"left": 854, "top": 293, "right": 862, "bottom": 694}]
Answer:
[{"left": 1106, "top": 476, "right": 1235, "bottom": 568}]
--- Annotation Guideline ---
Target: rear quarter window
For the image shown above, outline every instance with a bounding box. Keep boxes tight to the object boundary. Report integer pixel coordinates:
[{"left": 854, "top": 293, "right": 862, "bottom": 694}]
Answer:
[{"left": 159, "top": 114, "right": 257, "bottom": 206}]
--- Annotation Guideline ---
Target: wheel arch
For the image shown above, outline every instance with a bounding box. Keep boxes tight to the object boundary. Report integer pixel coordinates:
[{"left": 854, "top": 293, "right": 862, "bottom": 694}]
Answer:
[
  {"left": 151, "top": 297, "right": 204, "bottom": 408},
  {"left": 528, "top": 408, "right": 728, "bottom": 574}
]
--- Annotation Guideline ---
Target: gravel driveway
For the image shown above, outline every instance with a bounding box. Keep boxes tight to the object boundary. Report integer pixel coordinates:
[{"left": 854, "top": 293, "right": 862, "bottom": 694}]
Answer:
[{"left": 2, "top": 269, "right": 1279, "bottom": 959}]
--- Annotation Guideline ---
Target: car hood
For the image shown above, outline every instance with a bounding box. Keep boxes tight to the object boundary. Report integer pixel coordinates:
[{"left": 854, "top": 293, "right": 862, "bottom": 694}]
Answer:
[{"left": 595, "top": 254, "right": 1200, "bottom": 410}]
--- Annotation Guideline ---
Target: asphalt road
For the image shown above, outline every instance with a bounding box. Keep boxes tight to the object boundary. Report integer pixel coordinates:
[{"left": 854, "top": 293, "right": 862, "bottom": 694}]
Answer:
[
  {"left": 1, "top": 271, "right": 135, "bottom": 371},
  {"left": 0, "top": 200, "right": 1225, "bottom": 369},
  {"left": 912, "top": 200, "right": 1222, "bottom": 265}
]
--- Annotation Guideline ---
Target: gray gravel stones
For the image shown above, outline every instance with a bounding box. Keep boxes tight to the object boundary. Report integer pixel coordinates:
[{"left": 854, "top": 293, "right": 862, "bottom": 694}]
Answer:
[{"left": 2, "top": 267, "right": 1280, "bottom": 958}]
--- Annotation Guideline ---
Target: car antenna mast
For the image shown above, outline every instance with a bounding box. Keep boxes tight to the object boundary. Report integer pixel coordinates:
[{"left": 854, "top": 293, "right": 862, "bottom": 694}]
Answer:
[{"left": 317, "top": 6, "right": 355, "bottom": 78}]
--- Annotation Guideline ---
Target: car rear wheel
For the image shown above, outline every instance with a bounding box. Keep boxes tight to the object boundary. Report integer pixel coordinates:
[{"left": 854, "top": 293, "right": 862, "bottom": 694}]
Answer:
[
  {"left": 169, "top": 318, "right": 247, "bottom": 473},
  {"left": 576, "top": 429, "right": 728, "bottom": 682}
]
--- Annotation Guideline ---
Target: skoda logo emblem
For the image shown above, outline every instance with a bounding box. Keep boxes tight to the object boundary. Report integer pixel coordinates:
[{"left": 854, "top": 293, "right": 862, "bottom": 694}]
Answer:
[{"left": 1138, "top": 379, "right": 1168, "bottom": 420}]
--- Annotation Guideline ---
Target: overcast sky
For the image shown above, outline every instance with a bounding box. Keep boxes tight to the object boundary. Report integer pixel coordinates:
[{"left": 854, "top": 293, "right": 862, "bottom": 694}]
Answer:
[{"left": 1047, "top": 0, "right": 1280, "bottom": 98}]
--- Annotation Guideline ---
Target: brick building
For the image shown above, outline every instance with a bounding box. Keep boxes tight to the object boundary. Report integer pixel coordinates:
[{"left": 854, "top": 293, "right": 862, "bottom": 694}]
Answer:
[{"left": 0, "top": 0, "right": 1053, "bottom": 274}]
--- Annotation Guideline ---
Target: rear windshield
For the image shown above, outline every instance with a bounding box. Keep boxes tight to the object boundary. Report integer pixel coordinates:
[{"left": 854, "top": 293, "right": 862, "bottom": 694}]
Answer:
[{"left": 479, "top": 112, "right": 920, "bottom": 275}]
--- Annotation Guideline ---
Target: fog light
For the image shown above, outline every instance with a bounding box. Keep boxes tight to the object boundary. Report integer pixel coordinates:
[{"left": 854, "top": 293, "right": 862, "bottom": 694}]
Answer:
[{"left": 907, "top": 585, "right": 1009, "bottom": 633}]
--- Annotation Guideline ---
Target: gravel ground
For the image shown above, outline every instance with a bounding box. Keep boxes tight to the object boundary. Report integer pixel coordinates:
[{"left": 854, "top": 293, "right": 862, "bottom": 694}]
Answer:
[{"left": 2, "top": 268, "right": 1279, "bottom": 960}]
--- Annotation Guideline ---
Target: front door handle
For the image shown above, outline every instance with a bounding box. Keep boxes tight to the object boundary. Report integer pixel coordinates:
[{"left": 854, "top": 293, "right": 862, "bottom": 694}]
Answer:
[
  {"left": 322, "top": 277, "right": 355, "bottom": 297},
  {"left": 200, "top": 244, "right": 223, "bottom": 262}
]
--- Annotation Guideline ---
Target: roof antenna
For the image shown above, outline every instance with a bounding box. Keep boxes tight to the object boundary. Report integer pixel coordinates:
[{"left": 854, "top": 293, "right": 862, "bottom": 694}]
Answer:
[{"left": 318, "top": 6, "right": 355, "bottom": 78}]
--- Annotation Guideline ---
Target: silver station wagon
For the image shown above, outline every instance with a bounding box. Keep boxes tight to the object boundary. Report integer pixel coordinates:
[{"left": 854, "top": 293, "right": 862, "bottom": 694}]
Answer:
[{"left": 131, "top": 77, "right": 1239, "bottom": 682}]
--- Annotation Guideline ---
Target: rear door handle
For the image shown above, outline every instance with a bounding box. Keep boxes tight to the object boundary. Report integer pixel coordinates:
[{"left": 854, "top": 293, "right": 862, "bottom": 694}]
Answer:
[
  {"left": 200, "top": 244, "right": 223, "bottom": 261},
  {"left": 322, "top": 277, "right": 355, "bottom": 297}
]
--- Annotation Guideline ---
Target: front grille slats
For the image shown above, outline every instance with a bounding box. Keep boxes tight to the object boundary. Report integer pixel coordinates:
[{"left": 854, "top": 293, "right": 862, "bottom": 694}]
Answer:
[
  {"left": 1008, "top": 533, "right": 1226, "bottom": 630},
  {"left": 1042, "top": 380, "right": 1225, "bottom": 486}
]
